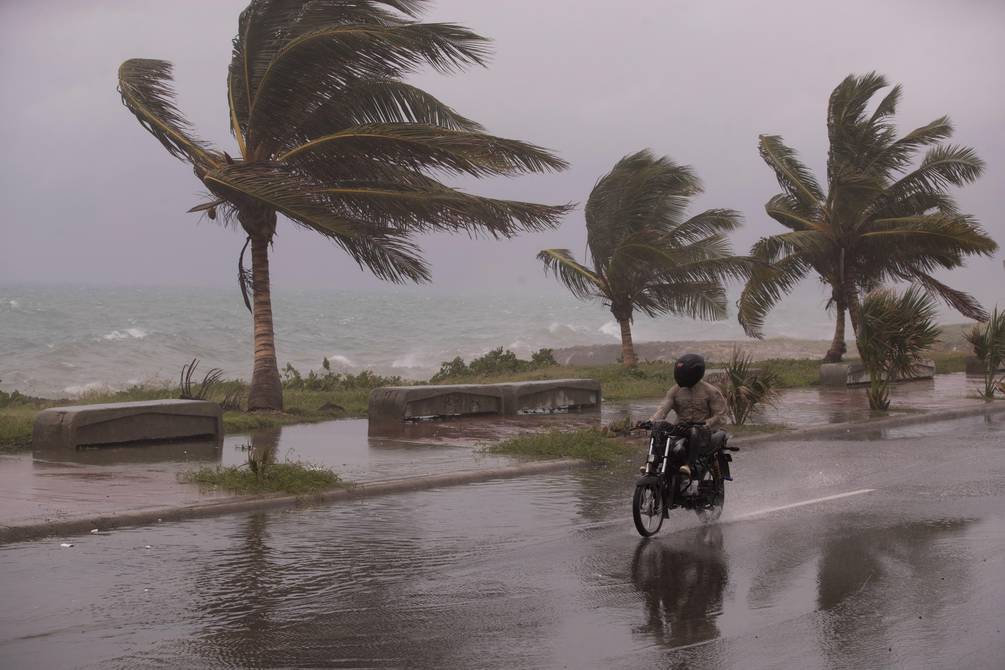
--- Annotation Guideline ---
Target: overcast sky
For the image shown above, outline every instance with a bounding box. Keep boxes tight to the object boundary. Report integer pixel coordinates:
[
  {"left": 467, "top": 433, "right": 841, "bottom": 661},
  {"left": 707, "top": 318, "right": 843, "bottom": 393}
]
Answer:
[{"left": 1, "top": 0, "right": 1002, "bottom": 310}]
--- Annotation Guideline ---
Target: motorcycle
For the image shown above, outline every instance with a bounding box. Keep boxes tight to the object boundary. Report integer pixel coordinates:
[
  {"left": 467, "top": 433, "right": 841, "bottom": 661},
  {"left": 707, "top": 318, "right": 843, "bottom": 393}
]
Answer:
[{"left": 631, "top": 420, "right": 739, "bottom": 537}]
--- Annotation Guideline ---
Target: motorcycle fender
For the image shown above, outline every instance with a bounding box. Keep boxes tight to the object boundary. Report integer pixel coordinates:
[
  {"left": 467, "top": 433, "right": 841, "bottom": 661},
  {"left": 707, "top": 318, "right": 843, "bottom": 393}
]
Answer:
[
  {"left": 716, "top": 451, "right": 733, "bottom": 481},
  {"left": 634, "top": 474, "right": 663, "bottom": 488}
]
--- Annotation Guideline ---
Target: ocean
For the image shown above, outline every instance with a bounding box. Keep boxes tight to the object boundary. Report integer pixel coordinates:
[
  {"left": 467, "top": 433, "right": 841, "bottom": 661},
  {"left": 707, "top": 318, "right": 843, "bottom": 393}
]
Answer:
[{"left": 0, "top": 283, "right": 839, "bottom": 397}]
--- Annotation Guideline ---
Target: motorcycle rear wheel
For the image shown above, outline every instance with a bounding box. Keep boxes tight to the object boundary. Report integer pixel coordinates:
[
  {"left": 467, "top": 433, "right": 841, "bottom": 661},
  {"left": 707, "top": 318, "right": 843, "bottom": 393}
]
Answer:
[
  {"left": 694, "top": 462, "right": 725, "bottom": 523},
  {"left": 633, "top": 482, "right": 665, "bottom": 537}
]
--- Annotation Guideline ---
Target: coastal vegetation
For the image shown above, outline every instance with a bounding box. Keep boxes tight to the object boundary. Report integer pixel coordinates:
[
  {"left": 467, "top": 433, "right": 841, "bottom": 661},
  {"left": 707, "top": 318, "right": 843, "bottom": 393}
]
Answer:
[
  {"left": 739, "top": 72, "right": 997, "bottom": 362},
  {"left": 182, "top": 426, "right": 343, "bottom": 495},
  {"left": 117, "top": 0, "right": 569, "bottom": 411},
  {"left": 715, "top": 349, "right": 781, "bottom": 425},
  {"left": 965, "top": 307, "right": 1005, "bottom": 400},
  {"left": 0, "top": 345, "right": 972, "bottom": 450},
  {"left": 484, "top": 428, "right": 635, "bottom": 465},
  {"left": 857, "top": 287, "right": 940, "bottom": 410},
  {"left": 538, "top": 150, "right": 749, "bottom": 368}
]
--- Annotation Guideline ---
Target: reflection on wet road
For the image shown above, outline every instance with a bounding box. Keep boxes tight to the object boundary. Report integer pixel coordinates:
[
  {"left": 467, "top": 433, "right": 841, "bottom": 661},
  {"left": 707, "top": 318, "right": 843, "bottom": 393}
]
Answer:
[{"left": 1, "top": 414, "right": 1003, "bottom": 669}]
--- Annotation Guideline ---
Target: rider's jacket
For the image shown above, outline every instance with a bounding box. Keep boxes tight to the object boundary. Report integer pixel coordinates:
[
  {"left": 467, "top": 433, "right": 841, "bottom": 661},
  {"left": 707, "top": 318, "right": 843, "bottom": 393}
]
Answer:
[{"left": 649, "top": 380, "right": 727, "bottom": 429}]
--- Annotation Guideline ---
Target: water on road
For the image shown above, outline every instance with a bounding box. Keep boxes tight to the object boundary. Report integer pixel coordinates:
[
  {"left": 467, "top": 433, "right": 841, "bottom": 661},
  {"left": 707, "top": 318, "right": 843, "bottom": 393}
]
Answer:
[{"left": 1, "top": 414, "right": 1003, "bottom": 669}]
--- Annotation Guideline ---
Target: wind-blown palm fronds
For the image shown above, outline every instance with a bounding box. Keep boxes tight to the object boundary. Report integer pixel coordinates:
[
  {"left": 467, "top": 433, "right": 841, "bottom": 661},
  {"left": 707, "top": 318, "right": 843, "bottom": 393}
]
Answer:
[
  {"left": 964, "top": 307, "right": 1005, "bottom": 400},
  {"left": 857, "top": 286, "right": 940, "bottom": 410},
  {"left": 539, "top": 150, "right": 750, "bottom": 367},
  {"left": 739, "top": 73, "right": 997, "bottom": 362},
  {"left": 118, "top": 0, "right": 570, "bottom": 410}
]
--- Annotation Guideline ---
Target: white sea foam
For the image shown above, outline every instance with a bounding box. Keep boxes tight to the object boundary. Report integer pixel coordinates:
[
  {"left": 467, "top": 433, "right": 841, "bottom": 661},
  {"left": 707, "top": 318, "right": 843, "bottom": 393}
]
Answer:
[
  {"left": 63, "top": 381, "right": 112, "bottom": 396},
  {"left": 548, "top": 321, "right": 590, "bottom": 335},
  {"left": 391, "top": 352, "right": 426, "bottom": 368},
  {"left": 8, "top": 300, "right": 19, "bottom": 309},
  {"left": 599, "top": 321, "right": 621, "bottom": 339},
  {"left": 103, "top": 328, "right": 148, "bottom": 341},
  {"left": 325, "top": 354, "right": 355, "bottom": 368}
]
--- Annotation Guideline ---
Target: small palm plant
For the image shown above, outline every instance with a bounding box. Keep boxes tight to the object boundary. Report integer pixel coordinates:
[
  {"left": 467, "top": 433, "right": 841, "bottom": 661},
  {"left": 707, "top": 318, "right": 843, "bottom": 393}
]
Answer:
[
  {"left": 964, "top": 307, "right": 1005, "bottom": 400},
  {"left": 538, "top": 150, "right": 749, "bottom": 367},
  {"left": 716, "top": 348, "right": 780, "bottom": 425},
  {"left": 856, "top": 287, "right": 940, "bottom": 410}
]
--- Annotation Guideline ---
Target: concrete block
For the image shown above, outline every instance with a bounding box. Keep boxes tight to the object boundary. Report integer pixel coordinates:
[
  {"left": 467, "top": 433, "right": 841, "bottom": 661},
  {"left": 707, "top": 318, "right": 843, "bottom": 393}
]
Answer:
[
  {"left": 368, "top": 379, "right": 601, "bottom": 423},
  {"left": 33, "top": 400, "right": 223, "bottom": 454},
  {"left": 820, "top": 360, "right": 935, "bottom": 386},
  {"left": 503, "top": 379, "right": 601, "bottom": 414}
]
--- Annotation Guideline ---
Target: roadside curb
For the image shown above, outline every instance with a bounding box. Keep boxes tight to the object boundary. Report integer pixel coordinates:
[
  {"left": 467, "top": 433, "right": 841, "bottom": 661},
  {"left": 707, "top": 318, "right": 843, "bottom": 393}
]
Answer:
[
  {"left": 0, "top": 458, "right": 580, "bottom": 546},
  {"left": 3, "top": 403, "right": 1002, "bottom": 545},
  {"left": 731, "top": 403, "right": 1005, "bottom": 447}
]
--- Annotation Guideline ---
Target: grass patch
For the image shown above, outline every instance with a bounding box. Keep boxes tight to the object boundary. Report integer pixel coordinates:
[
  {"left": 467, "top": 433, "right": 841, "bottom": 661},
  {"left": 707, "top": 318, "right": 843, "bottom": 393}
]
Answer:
[
  {"left": 484, "top": 428, "right": 638, "bottom": 464},
  {"left": 180, "top": 461, "right": 344, "bottom": 496},
  {"left": 0, "top": 408, "right": 36, "bottom": 451}
]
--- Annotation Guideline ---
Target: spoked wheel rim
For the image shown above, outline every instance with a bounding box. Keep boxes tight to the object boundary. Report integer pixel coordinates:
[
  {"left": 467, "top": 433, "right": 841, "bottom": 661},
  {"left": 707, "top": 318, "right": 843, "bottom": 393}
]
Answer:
[
  {"left": 633, "top": 483, "right": 664, "bottom": 536},
  {"left": 695, "top": 464, "right": 725, "bottom": 524}
]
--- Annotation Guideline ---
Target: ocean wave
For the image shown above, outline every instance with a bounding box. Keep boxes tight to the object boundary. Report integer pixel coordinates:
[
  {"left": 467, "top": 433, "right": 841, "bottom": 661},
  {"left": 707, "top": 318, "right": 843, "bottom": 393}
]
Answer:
[
  {"left": 547, "top": 321, "right": 591, "bottom": 335},
  {"left": 325, "top": 354, "right": 355, "bottom": 368},
  {"left": 391, "top": 352, "right": 429, "bottom": 369},
  {"left": 102, "top": 328, "right": 148, "bottom": 341},
  {"left": 598, "top": 321, "right": 621, "bottom": 339},
  {"left": 63, "top": 381, "right": 113, "bottom": 396},
  {"left": 8, "top": 300, "right": 19, "bottom": 310}
]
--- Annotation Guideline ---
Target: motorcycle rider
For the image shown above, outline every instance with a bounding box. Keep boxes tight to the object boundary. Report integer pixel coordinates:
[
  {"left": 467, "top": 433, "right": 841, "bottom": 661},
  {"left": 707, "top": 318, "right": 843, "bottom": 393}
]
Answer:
[{"left": 648, "top": 353, "right": 727, "bottom": 480}]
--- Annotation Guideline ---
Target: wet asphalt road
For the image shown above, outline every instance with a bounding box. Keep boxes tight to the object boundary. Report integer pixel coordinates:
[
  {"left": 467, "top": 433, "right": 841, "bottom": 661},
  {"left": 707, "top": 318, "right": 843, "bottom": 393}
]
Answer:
[{"left": 1, "top": 414, "right": 1004, "bottom": 669}]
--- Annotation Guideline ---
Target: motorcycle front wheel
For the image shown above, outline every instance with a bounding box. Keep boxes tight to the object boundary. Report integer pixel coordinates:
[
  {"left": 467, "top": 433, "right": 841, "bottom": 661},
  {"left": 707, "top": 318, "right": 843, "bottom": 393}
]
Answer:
[{"left": 632, "top": 482, "right": 665, "bottom": 537}]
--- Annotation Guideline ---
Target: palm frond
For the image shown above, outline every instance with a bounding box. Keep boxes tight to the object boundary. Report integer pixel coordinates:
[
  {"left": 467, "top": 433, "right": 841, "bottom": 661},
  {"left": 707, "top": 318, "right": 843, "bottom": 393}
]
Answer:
[
  {"left": 278, "top": 123, "right": 567, "bottom": 178},
  {"left": 537, "top": 249, "right": 604, "bottom": 301},
  {"left": 316, "top": 183, "right": 571, "bottom": 237},
  {"left": 758, "top": 135, "right": 824, "bottom": 212},
  {"left": 247, "top": 22, "right": 490, "bottom": 146},
  {"left": 765, "top": 194, "right": 822, "bottom": 232},
  {"left": 670, "top": 208, "right": 743, "bottom": 243},
  {"left": 639, "top": 281, "right": 728, "bottom": 321},
  {"left": 737, "top": 253, "right": 812, "bottom": 338},
  {"left": 266, "top": 78, "right": 484, "bottom": 155},
  {"left": 907, "top": 271, "right": 988, "bottom": 322},
  {"left": 117, "top": 59, "right": 220, "bottom": 168}
]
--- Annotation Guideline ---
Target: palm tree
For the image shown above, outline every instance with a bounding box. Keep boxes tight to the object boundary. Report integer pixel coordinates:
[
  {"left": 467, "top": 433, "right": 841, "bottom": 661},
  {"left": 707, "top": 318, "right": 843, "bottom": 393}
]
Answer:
[
  {"left": 538, "top": 150, "right": 748, "bottom": 367},
  {"left": 857, "top": 286, "right": 940, "bottom": 410},
  {"left": 738, "top": 73, "right": 997, "bottom": 362},
  {"left": 117, "top": 0, "right": 569, "bottom": 410}
]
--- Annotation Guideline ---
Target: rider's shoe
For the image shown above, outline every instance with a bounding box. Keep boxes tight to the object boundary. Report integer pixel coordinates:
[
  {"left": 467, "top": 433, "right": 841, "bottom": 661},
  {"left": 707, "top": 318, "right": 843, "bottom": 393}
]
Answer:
[
  {"left": 678, "top": 463, "right": 692, "bottom": 479},
  {"left": 639, "top": 465, "right": 646, "bottom": 474}
]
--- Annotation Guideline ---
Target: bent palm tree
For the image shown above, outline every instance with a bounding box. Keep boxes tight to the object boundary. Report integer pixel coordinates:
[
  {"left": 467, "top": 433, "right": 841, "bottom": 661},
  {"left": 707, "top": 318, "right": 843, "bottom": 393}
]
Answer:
[
  {"left": 118, "top": 0, "right": 569, "bottom": 410},
  {"left": 739, "top": 72, "right": 997, "bottom": 362},
  {"left": 539, "top": 150, "right": 748, "bottom": 367}
]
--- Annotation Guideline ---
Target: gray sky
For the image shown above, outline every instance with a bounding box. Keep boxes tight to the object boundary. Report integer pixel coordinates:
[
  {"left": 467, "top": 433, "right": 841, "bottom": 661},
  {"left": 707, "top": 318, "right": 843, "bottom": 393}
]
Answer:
[{"left": 1, "top": 0, "right": 1002, "bottom": 311}]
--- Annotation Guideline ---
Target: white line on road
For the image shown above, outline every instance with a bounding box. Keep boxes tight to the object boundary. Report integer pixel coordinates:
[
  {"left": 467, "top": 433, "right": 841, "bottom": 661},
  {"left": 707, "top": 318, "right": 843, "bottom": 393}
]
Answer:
[{"left": 732, "top": 488, "right": 875, "bottom": 521}]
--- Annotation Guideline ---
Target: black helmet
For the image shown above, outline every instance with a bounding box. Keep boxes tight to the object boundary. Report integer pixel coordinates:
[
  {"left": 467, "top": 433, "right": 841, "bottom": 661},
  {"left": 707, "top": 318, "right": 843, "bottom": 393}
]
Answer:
[{"left": 674, "top": 354, "right": 705, "bottom": 388}]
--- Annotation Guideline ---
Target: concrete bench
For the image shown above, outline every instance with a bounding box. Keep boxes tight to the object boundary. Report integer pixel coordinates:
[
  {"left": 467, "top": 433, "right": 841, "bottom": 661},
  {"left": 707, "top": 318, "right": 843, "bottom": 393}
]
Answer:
[
  {"left": 32, "top": 400, "right": 223, "bottom": 454},
  {"left": 820, "top": 360, "right": 935, "bottom": 386},
  {"left": 368, "top": 379, "right": 601, "bottom": 423}
]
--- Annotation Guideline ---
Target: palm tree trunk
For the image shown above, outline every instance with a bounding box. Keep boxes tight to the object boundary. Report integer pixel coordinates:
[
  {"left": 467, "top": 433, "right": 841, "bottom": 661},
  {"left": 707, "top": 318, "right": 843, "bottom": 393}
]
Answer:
[
  {"left": 247, "top": 233, "right": 284, "bottom": 411},
  {"left": 824, "top": 302, "right": 847, "bottom": 363},
  {"left": 618, "top": 318, "right": 638, "bottom": 368}
]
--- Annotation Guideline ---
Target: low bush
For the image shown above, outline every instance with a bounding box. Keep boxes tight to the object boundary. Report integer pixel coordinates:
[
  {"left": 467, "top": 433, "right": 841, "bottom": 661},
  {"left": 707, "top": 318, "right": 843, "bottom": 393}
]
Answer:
[{"left": 431, "top": 347, "right": 557, "bottom": 383}]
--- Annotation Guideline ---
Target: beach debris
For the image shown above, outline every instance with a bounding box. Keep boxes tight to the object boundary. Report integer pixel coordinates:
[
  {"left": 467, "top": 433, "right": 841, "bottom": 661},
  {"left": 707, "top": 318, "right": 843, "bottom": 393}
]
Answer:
[{"left": 59, "top": 543, "right": 74, "bottom": 548}]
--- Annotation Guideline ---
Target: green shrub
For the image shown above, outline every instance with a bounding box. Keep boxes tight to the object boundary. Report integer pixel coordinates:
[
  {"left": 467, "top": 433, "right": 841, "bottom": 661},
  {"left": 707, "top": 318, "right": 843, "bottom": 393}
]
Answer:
[{"left": 431, "top": 347, "right": 558, "bottom": 382}]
